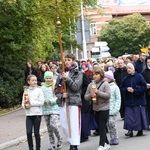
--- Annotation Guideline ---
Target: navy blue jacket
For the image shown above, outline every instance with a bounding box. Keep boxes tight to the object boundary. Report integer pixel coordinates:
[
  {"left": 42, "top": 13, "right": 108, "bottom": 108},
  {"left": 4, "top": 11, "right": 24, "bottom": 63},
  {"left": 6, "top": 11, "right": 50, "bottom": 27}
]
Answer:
[
  {"left": 120, "top": 72, "right": 147, "bottom": 107},
  {"left": 134, "top": 59, "right": 146, "bottom": 73}
]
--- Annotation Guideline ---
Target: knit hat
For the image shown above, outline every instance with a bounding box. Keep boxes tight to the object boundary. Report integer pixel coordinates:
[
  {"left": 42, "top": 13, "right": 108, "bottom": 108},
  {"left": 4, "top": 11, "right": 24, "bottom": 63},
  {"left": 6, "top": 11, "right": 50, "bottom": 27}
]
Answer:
[
  {"left": 104, "top": 70, "right": 115, "bottom": 81},
  {"left": 44, "top": 71, "right": 54, "bottom": 80},
  {"left": 82, "top": 61, "right": 88, "bottom": 67}
]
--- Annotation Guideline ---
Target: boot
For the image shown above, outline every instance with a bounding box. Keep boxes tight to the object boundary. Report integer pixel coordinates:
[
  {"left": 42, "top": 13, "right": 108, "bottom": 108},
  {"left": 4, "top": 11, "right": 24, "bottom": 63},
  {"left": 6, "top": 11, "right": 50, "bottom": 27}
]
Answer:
[
  {"left": 125, "top": 130, "right": 133, "bottom": 137},
  {"left": 136, "top": 130, "right": 143, "bottom": 136},
  {"left": 80, "top": 136, "right": 88, "bottom": 143},
  {"left": 69, "top": 145, "right": 78, "bottom": 150}
]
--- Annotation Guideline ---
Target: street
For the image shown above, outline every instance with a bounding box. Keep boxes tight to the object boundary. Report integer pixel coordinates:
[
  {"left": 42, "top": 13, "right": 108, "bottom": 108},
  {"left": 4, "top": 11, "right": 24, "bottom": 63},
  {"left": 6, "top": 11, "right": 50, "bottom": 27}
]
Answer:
[{"left": 4, "top": 115, "right": 150, "bottom": 150}]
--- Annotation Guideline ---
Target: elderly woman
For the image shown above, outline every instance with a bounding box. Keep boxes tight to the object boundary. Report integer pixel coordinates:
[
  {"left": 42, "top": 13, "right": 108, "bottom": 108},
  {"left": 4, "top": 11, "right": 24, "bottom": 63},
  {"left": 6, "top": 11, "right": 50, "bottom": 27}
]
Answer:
[
  {"left": 120, "top": 63, "right": 149, "bottom": 137},
  {"left": 84, "top": 67, "right": 111, "bottom": 150}
]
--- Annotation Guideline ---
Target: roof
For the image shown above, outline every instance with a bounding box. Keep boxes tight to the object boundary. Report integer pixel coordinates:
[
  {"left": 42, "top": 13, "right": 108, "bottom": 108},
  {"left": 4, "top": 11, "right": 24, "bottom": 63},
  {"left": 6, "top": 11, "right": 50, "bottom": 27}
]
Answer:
[{"left": 112, "top": 5, "right": 150, "bottom": 16}]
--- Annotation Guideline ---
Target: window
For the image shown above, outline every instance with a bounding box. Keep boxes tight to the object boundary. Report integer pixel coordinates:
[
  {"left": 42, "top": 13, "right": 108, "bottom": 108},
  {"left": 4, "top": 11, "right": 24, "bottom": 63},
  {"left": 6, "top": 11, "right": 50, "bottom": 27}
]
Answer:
[
  {"left": 147, "top": 21, "right": 150, "bottom": 24},
  {"left": 90, "top": 23, "right": 97, "bottom": 36}
]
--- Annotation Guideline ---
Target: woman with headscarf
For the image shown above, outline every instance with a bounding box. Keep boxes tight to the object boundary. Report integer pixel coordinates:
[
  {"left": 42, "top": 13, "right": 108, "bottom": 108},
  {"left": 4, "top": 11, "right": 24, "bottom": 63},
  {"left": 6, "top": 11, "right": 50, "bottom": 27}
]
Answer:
[{"left": 120, "top": 63, "right": 149, "bottom": 137}]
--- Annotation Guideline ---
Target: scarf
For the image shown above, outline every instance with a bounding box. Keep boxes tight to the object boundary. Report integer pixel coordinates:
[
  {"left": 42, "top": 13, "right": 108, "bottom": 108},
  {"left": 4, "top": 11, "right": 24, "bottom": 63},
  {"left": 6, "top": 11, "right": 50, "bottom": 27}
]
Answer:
[
  {"left": 44, "top": 83, "right": 52, "bottom": 87},
  {"left": 65, "top": 63, "right": 77, "bottom": 72}
]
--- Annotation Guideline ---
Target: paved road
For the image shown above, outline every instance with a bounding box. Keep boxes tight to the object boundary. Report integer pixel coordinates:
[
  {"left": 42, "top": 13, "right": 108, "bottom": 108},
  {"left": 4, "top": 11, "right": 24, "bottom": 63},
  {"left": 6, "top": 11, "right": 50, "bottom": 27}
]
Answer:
[{"left": 1, "top": 108, "right": 150, "bottom": 150}]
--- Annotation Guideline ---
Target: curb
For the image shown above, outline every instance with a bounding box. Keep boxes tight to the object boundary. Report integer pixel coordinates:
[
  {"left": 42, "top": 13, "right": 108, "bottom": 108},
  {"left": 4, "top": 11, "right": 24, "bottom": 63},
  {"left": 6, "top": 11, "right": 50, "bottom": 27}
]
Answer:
[
  {"left": 0, "top": 128, "right": 47, "bottom": 150},
  {"left": 0, "top": 107, "right": 22, "bottom": 117}
]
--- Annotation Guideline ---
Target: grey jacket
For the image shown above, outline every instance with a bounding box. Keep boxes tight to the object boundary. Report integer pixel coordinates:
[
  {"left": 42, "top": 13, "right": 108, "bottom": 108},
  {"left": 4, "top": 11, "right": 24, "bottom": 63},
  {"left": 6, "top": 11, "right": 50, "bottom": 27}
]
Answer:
[
  {"left": 84, "top": 80, "right": 111, "bottom": 111},
  {"left": 54, "top": 69, "right": 83, "bottom": 107}
]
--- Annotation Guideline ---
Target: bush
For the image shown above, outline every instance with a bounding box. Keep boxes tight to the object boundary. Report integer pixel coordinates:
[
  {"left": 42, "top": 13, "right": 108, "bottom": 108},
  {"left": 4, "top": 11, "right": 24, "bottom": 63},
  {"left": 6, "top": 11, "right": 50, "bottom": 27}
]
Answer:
[{"left": 0, "top": 55, "right": 25, "bottom": 108}]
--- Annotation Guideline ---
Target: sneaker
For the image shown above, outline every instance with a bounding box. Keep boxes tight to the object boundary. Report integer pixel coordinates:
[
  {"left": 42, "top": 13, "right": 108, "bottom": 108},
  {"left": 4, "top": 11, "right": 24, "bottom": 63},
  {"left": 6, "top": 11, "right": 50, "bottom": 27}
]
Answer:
[
  {"left": 113, "top": 138, "right": 119, "bottom": 145},
  {"left": 97, "top": 145, "right": 107, "bottom": 150},
  {"left": 110, "top": 139, "right": 114, "bottom": 145},
  {"left": 57, "top": 140, "right": 63, "bottom": 149},
  {"left": 104, "top": 143, "right": 111, "bottom": 150},
  {"left": 48, "top": 146, "right": 54, "bottom": 150}
]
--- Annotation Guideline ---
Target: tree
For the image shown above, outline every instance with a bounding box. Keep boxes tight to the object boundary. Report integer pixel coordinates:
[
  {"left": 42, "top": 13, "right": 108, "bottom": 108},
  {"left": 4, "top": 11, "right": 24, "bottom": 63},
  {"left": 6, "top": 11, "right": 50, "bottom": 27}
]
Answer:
[
  {"left": 0, "top": 0, "right": 97, "bottom": 108},
  {"left": 98, "top": 14, "right": 150, "bottom": 57}
]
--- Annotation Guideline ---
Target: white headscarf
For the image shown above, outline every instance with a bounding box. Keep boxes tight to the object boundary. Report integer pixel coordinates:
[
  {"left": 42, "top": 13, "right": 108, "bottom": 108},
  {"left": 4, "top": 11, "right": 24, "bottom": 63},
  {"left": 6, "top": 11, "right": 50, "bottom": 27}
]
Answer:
[{"left": 127, "top": 63, "right": 135, "bottom": 71}]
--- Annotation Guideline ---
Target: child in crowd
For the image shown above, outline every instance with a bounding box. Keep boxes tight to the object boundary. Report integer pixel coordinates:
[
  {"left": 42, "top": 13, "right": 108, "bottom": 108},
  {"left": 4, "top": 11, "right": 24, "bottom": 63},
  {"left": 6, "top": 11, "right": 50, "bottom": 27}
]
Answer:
[
  {"left": 22, "top": 74, "right": 44, "bottom": 150},
  {"left": 104, "top": 71, "right": 121, "bottom": 145},
  {"left": 41, "top": 71, "right": 62, "bottom": 150},
  {"left": 84, "top": 67, "right": 111, "bottom": 150}
]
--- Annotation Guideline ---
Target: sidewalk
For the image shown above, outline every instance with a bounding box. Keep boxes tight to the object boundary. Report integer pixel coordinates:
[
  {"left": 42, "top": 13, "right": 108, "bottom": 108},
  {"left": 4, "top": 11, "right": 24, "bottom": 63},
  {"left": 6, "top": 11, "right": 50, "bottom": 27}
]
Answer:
[{"left": 0, "top": 108, "right": 47, "bottom": 150}]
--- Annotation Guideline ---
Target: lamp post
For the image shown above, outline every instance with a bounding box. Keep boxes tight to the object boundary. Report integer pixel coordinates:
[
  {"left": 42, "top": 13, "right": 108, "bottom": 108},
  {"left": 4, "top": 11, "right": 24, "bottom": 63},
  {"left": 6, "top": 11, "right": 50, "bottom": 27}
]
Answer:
[{"left": 56, "top": 16, "right": 71, "bottom": 138}]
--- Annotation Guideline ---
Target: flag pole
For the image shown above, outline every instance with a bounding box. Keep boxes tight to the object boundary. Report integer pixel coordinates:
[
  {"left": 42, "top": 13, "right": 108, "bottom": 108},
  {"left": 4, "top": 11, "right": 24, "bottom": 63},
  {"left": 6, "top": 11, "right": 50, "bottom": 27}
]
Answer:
[{"left": 56, "top": 17, "right": 71, "bottom": 138}]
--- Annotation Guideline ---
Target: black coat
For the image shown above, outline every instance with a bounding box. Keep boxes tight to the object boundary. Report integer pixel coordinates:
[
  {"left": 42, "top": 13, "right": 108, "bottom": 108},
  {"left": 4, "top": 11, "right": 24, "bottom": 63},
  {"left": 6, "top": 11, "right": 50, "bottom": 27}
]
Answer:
[
  {"left": 141, "top": 68, "right": 150, "bottom": 98},
  {"left": 25, "top": 68, "right": 39, "bottom": 85},
  {"left": 81, "top": 73, "right": 91, "bottom": 113},
  {"left": 114, "top": 67, "right": 128, "bottom": 87}
]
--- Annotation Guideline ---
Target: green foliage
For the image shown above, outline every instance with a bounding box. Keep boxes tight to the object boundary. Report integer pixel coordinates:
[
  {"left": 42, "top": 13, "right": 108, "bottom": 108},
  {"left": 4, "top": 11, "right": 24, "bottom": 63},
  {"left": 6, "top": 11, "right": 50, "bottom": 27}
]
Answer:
[
  {"left": 0, "top": 54, "right": 25, "bottom": 108},
  {"left": 0, "top": 0, "right": 56, "bottom": 108},
  {"left": 98, "top": 14, "right": 150, "bottom": 57},
  {"left": 0, "top": 0, "right": 97, "bottom": 108}
]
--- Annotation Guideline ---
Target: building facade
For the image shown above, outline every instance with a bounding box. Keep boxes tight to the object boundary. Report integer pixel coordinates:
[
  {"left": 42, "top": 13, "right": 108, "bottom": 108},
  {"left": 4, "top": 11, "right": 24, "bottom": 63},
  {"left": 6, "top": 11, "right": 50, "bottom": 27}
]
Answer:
[{"left": 82, "top": 2, "right": 150, "bottom": 59}]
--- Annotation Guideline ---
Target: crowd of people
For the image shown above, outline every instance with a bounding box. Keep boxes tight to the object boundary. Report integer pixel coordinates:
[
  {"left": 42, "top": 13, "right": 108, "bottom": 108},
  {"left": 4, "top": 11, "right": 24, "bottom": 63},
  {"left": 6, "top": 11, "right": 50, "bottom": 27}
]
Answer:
[{"left": 21, "top": 45, "right": 150, "bottom": 150}]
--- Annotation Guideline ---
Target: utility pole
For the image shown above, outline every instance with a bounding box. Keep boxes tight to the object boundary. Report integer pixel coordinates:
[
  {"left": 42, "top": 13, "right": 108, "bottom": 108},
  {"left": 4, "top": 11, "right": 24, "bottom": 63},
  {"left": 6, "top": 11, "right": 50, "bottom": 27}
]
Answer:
[
  {"left": 80, "top": 2, "right": 87, "bottom": 60},
  {"left": 69, "top": 18, "right": 73, "bottom": 53}
]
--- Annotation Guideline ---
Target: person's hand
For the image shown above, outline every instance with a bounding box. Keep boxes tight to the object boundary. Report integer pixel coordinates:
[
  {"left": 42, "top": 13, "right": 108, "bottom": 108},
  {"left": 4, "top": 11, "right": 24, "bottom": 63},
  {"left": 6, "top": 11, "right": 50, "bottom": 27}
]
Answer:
[
  {"left": 44, "top": 100, "right": 50, "bottom": 105},
  {"left": 127, "top": 87, "right": 134, "bottom": 93},
  {"left": 90, "top": 91, "right": 95, "bottom": 98},
  {"left": 91, "top": 88, "right": 97, "bottom": 97},
  {"left": 62, "top": 72, "right": 68, "bottom": 80},
  {"left": 41, "top": 82, "right": 45, "bottom": 86},
  {"left": 147, "top": 83, "right": 150, "bottom": 89},
  {"left": 62, "top": 92, "right": 68, "bottom": 98},
  {"left": 93, "top": 88, "right": 98, "bottom": 94}
]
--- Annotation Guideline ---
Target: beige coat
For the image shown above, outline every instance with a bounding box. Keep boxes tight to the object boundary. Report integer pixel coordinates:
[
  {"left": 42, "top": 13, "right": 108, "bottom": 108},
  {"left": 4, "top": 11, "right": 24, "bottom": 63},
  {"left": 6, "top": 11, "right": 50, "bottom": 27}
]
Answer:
[{"left": 84, "top": 80, "right": 111, "bottom": 111}]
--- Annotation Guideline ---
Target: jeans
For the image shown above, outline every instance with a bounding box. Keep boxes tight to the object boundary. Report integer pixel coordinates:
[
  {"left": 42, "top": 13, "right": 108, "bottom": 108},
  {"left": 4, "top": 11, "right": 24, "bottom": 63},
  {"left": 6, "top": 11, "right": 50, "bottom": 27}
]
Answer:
[
  {"left": 94, "top": 110, "right": 109, "bottom": 146},
  {"left": 26, "top": 116, "right": 42, "bottom": 150}
]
